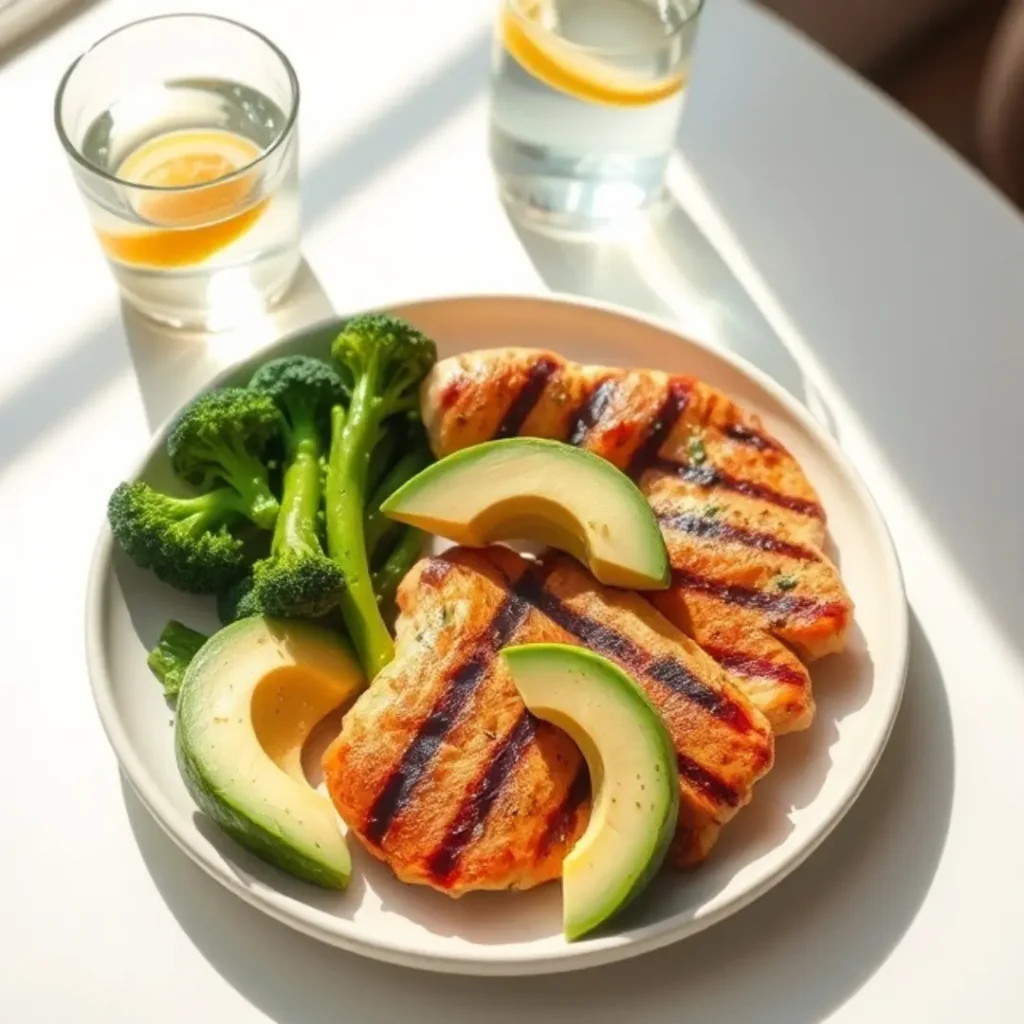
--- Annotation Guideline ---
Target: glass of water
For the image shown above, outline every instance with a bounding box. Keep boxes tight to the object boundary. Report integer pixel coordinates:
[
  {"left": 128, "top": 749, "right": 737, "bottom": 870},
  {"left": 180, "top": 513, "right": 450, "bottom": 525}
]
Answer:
[
  {"left": 489, "top": 0, "right": 703, "bottom": 232},
  {"left": 55, "top": 14, "right": 301, "bottom": 329}
]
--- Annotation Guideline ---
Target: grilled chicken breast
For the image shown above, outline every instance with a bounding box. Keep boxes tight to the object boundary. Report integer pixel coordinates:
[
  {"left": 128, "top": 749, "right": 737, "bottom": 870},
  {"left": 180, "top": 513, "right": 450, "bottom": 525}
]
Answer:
[
  {"left": 323, "top": 546, "right": 773, "bottom": 896},
  {"left": 421, "top": 348, "right": 854, "bottom": 734}
]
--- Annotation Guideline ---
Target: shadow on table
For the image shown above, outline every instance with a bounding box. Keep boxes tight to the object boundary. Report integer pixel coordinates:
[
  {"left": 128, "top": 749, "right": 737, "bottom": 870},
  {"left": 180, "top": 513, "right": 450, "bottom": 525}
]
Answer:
[
  {"left": 123, "top": 610, "right": 952, "bottom": 1024},
  {"left": 506, "top": 192, "right": 813, "bottom": 410},
  {"left": 119, "top": 258, "right": 336, "bottom": 432},
  {"left": 0, "top": 315, "right": 132, "bottom": 478},
  {"left": 0, "top": 258, "right": 332, "bottom": 482}
]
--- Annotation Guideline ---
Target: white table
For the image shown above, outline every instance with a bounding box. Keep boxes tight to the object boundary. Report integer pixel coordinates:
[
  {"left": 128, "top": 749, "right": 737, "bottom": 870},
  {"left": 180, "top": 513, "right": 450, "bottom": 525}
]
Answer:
[{"left": 3, "top": 0, "right": 1023, "bottom": 1020}]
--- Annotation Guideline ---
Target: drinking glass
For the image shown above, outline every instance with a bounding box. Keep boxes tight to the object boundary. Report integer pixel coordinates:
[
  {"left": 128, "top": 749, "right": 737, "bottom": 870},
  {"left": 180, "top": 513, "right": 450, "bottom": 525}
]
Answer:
[
  {"left": 489, "top": 0, "right": 704, "bottom": 231},
  {"left": 55, "top": 14, "right": 301, "bottom": 329}
]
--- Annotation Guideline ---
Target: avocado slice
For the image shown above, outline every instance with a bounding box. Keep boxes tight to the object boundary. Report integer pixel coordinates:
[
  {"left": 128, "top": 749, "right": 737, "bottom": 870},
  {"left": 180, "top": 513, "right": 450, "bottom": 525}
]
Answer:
[
  {"left": 381, "top": 438, "right": 670, "bottom": 589},
  {"left": 175, "top": 617, "right": 365, "bottom": 889},
  {"left": 502, "top": 644, "right": 679, "bottom": 941}
]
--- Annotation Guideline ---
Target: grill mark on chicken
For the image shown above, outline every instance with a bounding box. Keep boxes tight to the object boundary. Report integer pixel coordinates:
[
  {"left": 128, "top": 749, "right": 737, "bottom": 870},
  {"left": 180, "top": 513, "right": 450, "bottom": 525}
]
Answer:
[
  {"left": 671, "top": 568, "right": 846, "bottom": 623},
  {"left": 492, "top": 357, "right": 559, "bottom": 440},
  {"left": 421, "top": 350, "right": 853, "bottom": 737},
  {"left": 676, "top": 754, "right": 741, "bottom": 807},
  {"left": 515, "top": 568, "right": 754, "bottom": 735},
  {"left": 656, "top": 511, "right": 819, "bottom": 562},
  {"left": 699, "top": 645, "right": 808, "bottom": 689},
  {"left": 364, "top": 592, "right": 532, "bottom": 846},
  {"left": 723, "top": 422, "right": 781, "bottom": 452},
  {"left": 565, "top": 377, "right": 616, "bottom": 446},
  {"left": 625, "top": 380, "right": 692, "bottom": 480},
  {"left": 325, "top": 545, "right": 778, "bottom": 893},
  {"left": 653, "top": 457, "right": 825, "bottom": 519},
  {"left": 426, "top": 711, "right": 538, "bottom": 882},
  {"left": 538, "top": 764, "right": 590, "bottom": 856},
  {"left": 368, "top": 558, "right": 748, "bottom": 859}
]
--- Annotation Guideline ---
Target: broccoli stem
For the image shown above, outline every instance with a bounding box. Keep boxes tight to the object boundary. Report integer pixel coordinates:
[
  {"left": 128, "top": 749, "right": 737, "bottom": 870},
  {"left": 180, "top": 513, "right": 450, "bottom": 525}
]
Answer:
[
  {"left": 172, "top": 489, "right": 246, "bottom": 535},
  {"left": 271, "top": 425, "right": 322, "bottom": 558},
  {"left": 326, "top": 403, "right": 395, "bottom": 676},
  {"left": 372, "top": 527, "right": 424, "bottom": 612},
  {"left": 214, "top": 438, "right": 280, "bottom": 529},
  {"left": 365, "top": 447, "right": 431, "bottom": 558},
  {"left": 147, "top": 620, "right": 209, "bottom": 701},
  {"left": 366, "top": 426, "right": 398, "bottom": 495}
]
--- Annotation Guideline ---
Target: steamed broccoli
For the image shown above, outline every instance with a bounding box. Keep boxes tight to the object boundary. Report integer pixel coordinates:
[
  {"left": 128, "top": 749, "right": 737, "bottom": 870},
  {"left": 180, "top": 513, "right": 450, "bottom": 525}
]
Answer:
[
  {"left": 249, "top": 356, "right": 346, "bottom": 452},
  {"left": 217, "top": 412, "right": 423, "bottom": 627},
  {"left": 167, "top": 387, "right": 282, "bottom": 530},
  {"left": 372, "top": 527, "right": 425, "bottom": 620},
  {"left": 366, "top": 423, "right": 399, "bottom": 495},
  {"left": 325, "top": 314, "right": 437, "bottom": 676},
  {"left": 108, "top": 481, "right": 254, "bottom": 594},
  {"left": 237, "top": 356, "right": 347, "bottom": 619},
  {"left": 147, "top": 620, "right": 209, "bottom": 700},
  {"left": 364, "top": 423, "right": 432, "bottom": 558}
]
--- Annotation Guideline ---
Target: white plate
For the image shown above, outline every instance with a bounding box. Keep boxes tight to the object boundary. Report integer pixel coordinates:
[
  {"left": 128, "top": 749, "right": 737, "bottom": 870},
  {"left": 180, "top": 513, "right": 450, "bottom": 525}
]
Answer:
[{"left": 85, "top": 294, "right": 907, "bottom": 976}]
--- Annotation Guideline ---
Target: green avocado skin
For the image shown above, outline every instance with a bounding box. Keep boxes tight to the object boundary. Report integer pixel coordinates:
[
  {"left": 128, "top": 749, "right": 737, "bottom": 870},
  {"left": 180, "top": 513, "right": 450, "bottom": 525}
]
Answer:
[
  {"left": 503, "top": 644, "right": 679, "bottom": 942},
  {"left": 567, "top": 764, "right": 678, "bottom": 942},
  {"left": 175, "top": 729, "right": 349, "bottom": 890},
  {"left": 173, "top": 616, "right": 356, "bottom": 891}
]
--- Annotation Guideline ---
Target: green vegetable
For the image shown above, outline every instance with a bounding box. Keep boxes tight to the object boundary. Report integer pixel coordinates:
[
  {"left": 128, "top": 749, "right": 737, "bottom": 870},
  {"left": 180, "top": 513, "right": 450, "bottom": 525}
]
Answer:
[
  {"left": 249, "top": 356, "right": 345, "bottom": 450},
  {"left": 776, "top": 574, "right": 799, "bottom": 591},
  {"left": 245, "top": 357, "right": 347, "bottom": 619},
  {"left": 372, "top": 526, "right": 425, "bottom": 615},
  {"left": 365, "top": 445, "right": 432, "bottom": 558},
  {"left": 147, "top": 620, "right": 209, "bottom": 700},
  {"left": 502, "top": 644, "right": 678, "bottom": 941},
  {"left": 217, "top": 573, "right": 259, "bottom": 624},
  {"left": 366, "top": 423, "right": 399, "bottom": 494},
  {"left": 325, "top": 313, "right": 437, "bottom": 677},
  {"left": 167, "top": 387, "right": 282, "bottom": 530},
  {"left": 108, "top": 481, "right": 257, "bottom": 594},
  {"left": 109, "top": 386, "right": 282, "bottom": 594},
  {"left": 175, "top": 617, "right": 363, "bottom": 888}
]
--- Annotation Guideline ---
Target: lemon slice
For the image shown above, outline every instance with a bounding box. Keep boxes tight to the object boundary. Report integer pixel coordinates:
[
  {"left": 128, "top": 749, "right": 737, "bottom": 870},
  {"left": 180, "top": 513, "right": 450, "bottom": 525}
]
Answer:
[
  {"left": 119, "top": 129, "right": 261, "bottom": 225},
  {"left": 501, "top": 0, "right": 686, "bottom": 107},
  {"left": 97, "top": 129, "right": 268, "bottom": 268}
]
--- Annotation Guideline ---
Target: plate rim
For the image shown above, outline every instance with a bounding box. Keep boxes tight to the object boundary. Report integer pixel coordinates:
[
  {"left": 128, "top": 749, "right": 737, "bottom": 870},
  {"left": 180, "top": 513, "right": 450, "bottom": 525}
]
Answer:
[{"left": 85, "top": 291, "right": 909, "bottom": 975}]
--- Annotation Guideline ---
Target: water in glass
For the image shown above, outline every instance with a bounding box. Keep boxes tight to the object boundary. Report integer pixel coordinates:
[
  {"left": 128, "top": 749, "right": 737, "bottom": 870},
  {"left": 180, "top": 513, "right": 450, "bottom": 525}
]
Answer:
[{"left": 490, "top": 0, "right": 702, "bottom": 230}]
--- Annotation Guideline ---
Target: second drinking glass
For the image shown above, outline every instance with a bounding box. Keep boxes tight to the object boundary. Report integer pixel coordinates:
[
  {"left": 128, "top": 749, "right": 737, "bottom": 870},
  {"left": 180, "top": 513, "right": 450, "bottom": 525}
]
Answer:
[{"left": 490, "top": 0, "right": 704, "bottom": 232}]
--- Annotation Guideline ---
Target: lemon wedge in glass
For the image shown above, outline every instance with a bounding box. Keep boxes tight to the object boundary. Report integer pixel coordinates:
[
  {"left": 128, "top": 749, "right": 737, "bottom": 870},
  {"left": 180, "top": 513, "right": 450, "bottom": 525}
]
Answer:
[{"left": 501, "top": 0, "right": 687, "bottom": 107}]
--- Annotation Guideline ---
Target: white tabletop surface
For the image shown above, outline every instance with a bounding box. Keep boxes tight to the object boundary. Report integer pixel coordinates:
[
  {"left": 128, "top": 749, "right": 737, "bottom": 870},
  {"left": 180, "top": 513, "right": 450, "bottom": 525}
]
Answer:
[{"left": 3, "top": 0, "right": 1024, "bottom": 1020}]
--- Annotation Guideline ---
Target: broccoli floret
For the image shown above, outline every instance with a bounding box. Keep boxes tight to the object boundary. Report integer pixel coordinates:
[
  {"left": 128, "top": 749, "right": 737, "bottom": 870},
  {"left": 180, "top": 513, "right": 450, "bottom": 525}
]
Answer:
[
  {"left": 244, "top": 356, "right": 347, "bottom": 620},
  {"left": 147, "top": 620, "right": 208, "bottom": 701},
  {"left": 108, "top": 481, "right": 252, "bottom": 594},
  {"left": 251, "top": 552, "right": 344, "bottom": 620},
  {"left": 249, "top": 356, "right": 346, "bottom": 448},
  {"left": 325, "top": 314, "right": 437, "bottom": 676},
  {"left": 167, "top": 387, "right": 282, "bottom": 530},
  {"left": 331, "top": 314, "right": 437, "bottom": 414}
]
